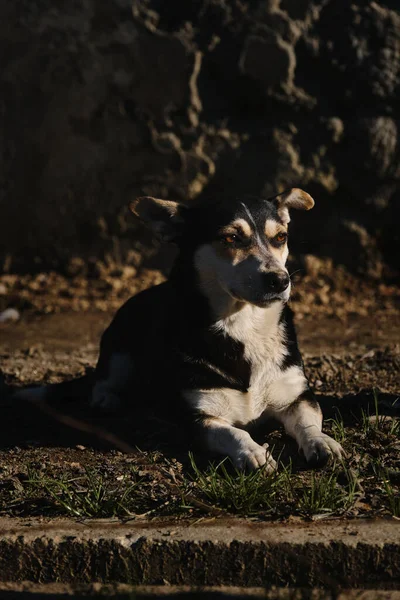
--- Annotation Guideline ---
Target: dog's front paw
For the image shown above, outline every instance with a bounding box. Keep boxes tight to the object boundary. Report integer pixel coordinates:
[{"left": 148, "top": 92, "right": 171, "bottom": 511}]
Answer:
[
  {"left": 302, "top": 432, "right": 344, "bottom": 468},
  {"left": 233, "top": 441, "right": 277, "bottom": 473},
  {"left": 91, "top": 382, "right": 122, "bottom": 412}
]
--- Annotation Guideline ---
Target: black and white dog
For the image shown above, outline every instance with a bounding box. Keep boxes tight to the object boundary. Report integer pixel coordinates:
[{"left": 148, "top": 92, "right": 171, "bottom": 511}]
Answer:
[
  {"left": 89, "top": 188, "right": 343, "bottom": 471},
  {"left": 21, "top": 189, "right": 344, "bottom": 471}
]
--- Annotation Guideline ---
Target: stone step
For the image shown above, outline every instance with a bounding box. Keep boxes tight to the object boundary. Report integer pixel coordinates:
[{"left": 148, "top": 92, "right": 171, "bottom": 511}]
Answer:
[{"left": 0, "top": 518, "right": 399, "bottom": 589}]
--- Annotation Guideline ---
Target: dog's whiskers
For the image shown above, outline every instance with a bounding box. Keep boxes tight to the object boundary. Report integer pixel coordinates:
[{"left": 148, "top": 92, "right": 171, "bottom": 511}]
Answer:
[{"left": 289, "top": 269, "right": 303, "bottom": 280}]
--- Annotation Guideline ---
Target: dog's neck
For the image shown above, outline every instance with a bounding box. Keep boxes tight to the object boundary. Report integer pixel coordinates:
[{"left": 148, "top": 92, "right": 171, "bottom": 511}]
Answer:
[{"left": 212, "top": 299, "right": 285, "bottom": 344}]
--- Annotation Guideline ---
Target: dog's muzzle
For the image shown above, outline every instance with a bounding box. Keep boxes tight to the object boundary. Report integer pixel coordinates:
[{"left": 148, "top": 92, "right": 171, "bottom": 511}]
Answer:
[{"left": 261, "top": 271, "right": 290, "bottom": 295}]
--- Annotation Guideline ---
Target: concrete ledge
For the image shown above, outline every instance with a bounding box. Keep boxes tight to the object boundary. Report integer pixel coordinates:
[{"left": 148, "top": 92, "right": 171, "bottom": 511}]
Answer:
[{"left": 0, "top": 518, "right": 399, "bottom": 588}]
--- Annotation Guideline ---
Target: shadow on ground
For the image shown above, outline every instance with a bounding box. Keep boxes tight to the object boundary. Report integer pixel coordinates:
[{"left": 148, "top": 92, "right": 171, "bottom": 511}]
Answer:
[{"left": 0, "top": 367, "right": 398, "bottom": 473}]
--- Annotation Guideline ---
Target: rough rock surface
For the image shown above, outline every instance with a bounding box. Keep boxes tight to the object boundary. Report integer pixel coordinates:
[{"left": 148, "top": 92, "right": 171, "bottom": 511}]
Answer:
[{"left": 1, "top": 0, "right": 399, "bottom": 277}]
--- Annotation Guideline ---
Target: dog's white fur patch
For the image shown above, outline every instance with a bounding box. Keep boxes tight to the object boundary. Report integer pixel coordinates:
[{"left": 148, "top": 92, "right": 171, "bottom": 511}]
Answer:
[
  {"left": 280, "top": 401, "right": 343, "bottom": 462},
  {"left": 203, "top": 416, "right": 277, "bottom": 471},
  {"left": 264, "top": 365, "right": 307, "bottom": 412},
  {"left": 215, "top": 303, "right": 292, "bottom": 421},
  {"left": 186, "top": 388, "right": 253, "bottom": 425}
]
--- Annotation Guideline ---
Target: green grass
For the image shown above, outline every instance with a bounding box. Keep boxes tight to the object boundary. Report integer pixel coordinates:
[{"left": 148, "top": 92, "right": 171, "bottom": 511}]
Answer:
[
  {"left": 381, "top": 474, "right": 400, "bottom": 517},
  {"left": 188, "top": 452, "right": 292, "bottom": 514},
  {"left": 360, "top": 389, "right": 399, "bottom": 436},
  {"left": 188, "top": 453, "right": 359, "bottom": 517},
  {"left": 295, "top": 467, "right": 359, "bottom": 516},
  {"left": 360, "top": 390, "right": 379, "bottom": 435},
  {"left": 26, "top": 466, "right": 142, "bottom": 518},
  {"left": 1, "top": 449, "right": 396, "bottom": 520},
  {"left": 371, "top": 461, "right": 400, "bottom": 518},
  {"left": 2, "top": 391, "right": 398, "bottom": 521},
  {"left": 20, "top": 455, "right": 361, "bottom": 519},
  {"left": 326, "top": 412, "right": 346, "bottom": 443}
]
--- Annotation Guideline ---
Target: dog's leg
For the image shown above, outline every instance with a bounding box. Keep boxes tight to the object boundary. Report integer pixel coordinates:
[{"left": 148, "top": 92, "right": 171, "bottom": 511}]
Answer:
[
  {"left": 276, "top": 395, "right": 344, "bottom": 467},
  {"left": 199, "top": 416, "right": 277, "bottom": 472},
  {"left": 91, "top": 353, "right": 134, "bottom": 412}
]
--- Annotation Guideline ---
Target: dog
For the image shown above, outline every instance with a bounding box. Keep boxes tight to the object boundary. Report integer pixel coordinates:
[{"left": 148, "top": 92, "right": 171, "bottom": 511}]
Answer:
[{"left": 20, "top": 189, "right": 344, "bottom": 471}]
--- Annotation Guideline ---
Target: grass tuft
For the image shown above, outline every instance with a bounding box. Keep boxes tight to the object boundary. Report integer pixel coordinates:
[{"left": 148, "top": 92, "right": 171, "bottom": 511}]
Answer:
[
  {"left": 372, "top": 461, "right": 400, "bottom": 517},
  {"left": 381, "top": 474, "right": 400, "bottom": 517},
  {"left": 326, "top": 412, "right": 346, "bottom": 443},
  {"left": 189, "top": 453, "right": 359, "bottom": 517},
  {"left": 26, "top": 466, "right": 142, "bottom": 518},
  {"left": 360, "top": 389, "right": 399, "bottom": 436},
  {"left": 188, "top": 452, "right": 292, "bottom": 514},
  {"left": 296, "top": 467, "right": 359, "bottom": 516}
]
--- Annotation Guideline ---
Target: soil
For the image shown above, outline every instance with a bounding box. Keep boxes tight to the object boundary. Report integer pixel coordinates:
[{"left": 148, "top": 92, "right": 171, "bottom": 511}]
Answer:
[{"left": 0, "top": 268, "right": 399, "bottom": 521}]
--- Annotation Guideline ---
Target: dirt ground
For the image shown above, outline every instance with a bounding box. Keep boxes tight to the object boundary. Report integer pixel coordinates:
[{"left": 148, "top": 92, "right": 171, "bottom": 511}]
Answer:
[{"left": 0, "top": 268, "right": 399, "bottom": 521}]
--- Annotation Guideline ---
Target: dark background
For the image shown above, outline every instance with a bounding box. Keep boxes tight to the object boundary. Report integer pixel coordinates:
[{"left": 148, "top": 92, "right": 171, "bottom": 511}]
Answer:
[{"left": 1, "top": 0, "right": 399, "bottom": 281}]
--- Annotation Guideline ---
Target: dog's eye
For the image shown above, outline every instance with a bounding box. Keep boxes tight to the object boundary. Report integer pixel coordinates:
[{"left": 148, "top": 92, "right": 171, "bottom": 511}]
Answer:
[
  {"left": 220, "top": 232, "right": 250, "bottom": 247},
  {"left": 274, "top": 232, "right": 287, "bottom": 244},
  {"left": 223, "top": 234, "right": 238, "bottom": 244}
]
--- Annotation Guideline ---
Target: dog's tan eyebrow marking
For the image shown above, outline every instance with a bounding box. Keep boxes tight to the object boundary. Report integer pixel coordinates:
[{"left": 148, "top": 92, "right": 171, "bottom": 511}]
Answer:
[
  {"left": 265, "top": 219, "right": 287, "bottom": 238},
  {"left": 230, "top": 218, "right": 252, "bottom": 237}
]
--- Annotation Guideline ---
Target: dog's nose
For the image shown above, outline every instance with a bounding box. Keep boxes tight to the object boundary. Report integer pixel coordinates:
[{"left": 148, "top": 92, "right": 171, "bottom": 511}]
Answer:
[{"left": 262, "top": 271, "right": 290, "bottom": 294}]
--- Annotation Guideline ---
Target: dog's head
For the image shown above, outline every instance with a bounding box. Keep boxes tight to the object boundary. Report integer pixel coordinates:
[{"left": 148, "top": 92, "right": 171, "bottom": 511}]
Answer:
[{"left": 130, "top": 189, "right": 314, "bottom": 309}]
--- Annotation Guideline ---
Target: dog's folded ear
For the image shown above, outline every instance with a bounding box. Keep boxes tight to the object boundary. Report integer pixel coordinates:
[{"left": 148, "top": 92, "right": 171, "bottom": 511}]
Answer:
[
  {"left": 130, "top": 196, "right": 187, "bottom": 242},
  {"left": 274, "top": 188, "right": 314, "bottom": 211}
]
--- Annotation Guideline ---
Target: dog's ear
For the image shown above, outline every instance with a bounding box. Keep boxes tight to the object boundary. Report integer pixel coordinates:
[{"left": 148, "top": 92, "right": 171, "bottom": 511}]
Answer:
[
  {"left": 130, "top": 196, "right": 187, "bottom": 242},
  {"left": 274, "top": 188, "right": 314, "bottom": 212}
]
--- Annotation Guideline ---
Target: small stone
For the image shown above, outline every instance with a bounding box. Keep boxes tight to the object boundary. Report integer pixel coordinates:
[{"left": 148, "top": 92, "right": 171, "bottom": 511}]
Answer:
[
  {"left": 0, "top": 308, "right": 20, "bottom": 323},
  {"left": 76, "top": 445, "right": 86, "bottom": 451}
]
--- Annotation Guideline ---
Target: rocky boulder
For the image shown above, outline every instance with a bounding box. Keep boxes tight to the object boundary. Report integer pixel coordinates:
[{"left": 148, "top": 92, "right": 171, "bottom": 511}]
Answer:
[{"left": 0, "top": 0, "right": 399, "bottom": 278}]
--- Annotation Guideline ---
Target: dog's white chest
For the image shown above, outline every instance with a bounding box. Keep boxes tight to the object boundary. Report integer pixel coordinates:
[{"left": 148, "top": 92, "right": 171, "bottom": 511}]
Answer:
[
  {"left": 237, "top": 307, "right": 289, "bottom": 422},
  {"left": 185, "top": 304, "right": 307, "bottom": 426}
]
